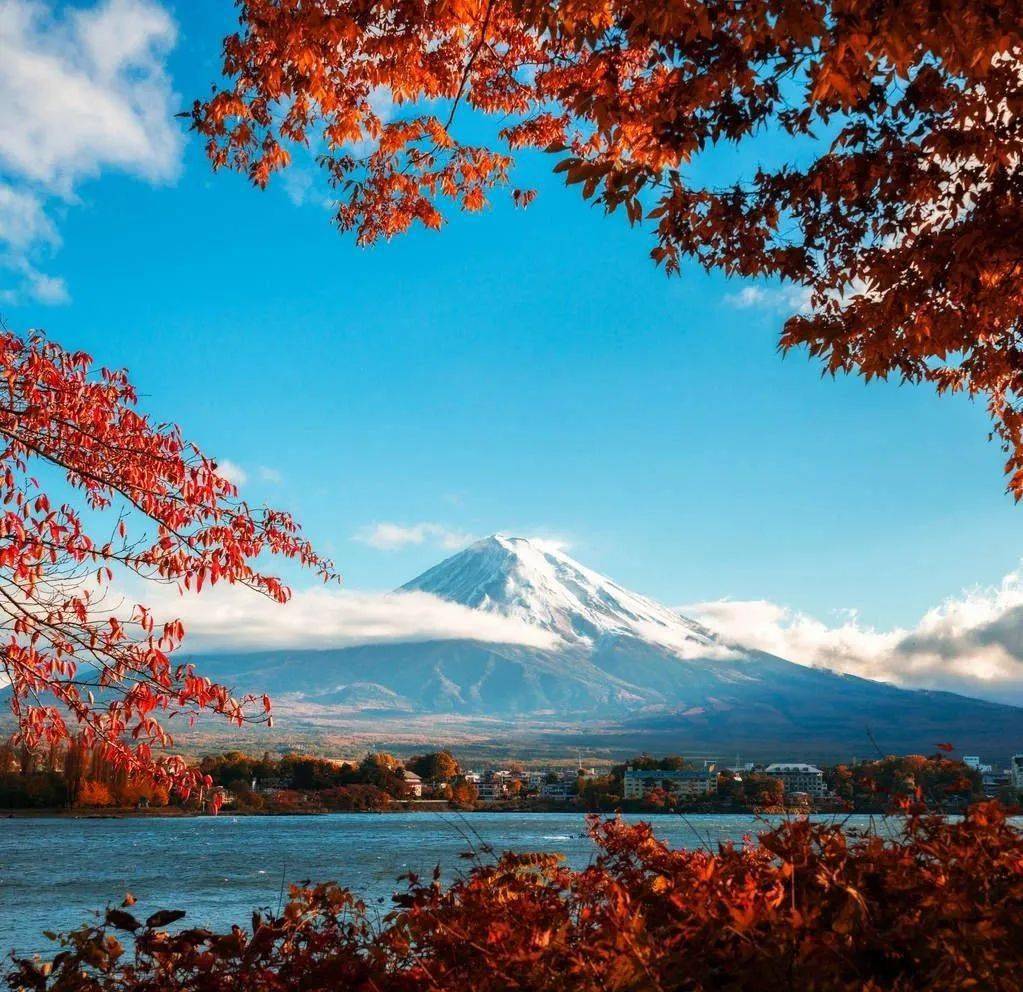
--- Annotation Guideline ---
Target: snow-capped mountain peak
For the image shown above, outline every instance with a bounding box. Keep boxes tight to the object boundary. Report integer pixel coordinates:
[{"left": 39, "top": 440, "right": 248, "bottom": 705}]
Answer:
[
  {"left": 200, "top": 537, "right": 1022, "bottom": 758},
  {"left": 400, "top": 534, "right": 721, "bottom": 655}
]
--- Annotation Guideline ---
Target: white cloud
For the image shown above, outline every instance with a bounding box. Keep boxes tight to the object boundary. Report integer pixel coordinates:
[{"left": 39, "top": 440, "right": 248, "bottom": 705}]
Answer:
[
  {"left": 0, "top": 0, "right": 180, "bottom": 304},
  {"left": 0, "top": 0, "right": 180, "bottom": 189},
  {"left": 280, "top": 168, "right": 314, "bottom": 207},
  {"left": 724, "top": 283, "right": 812, "bottom": 314},
  {"left": 135, "top": 583, "right": 562, "bottom": 653},
  {"left": 20, "top": 266, "right": 69, "bottom": 304},
  {"left": 258, "top": 466, "right": 283, "bottom": 484},
  {"left": 355, "top": 522, "right": 475, "bottom": 552},
  {"left": 0, "top": 255, "right": 69, "bottom": 305},
  {"left": 0, "top": 182, "right": 59, "bottom": 249},
  {"left": 526, "top": 535, "right": 573, "bottom": 555},
  {"left": 215, "top": 459, "right": 247, "bottom": 486},
  {"left": 685, "top": 564, "right": 1023, "bottom": 704}
]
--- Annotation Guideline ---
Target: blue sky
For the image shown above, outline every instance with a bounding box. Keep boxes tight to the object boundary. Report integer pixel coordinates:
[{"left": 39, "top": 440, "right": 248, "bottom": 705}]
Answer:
[{"left": 4, "top": 0, "right": 1023, "bottom": 701}]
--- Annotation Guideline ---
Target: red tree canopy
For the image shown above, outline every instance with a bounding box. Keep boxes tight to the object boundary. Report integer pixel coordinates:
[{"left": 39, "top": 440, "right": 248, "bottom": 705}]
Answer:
[
  {"left": 0, "top": 330, "right": 336, "bottom": 792},
  {"left": 195, "top": 0, "right": 1023, "bottom": 493}
]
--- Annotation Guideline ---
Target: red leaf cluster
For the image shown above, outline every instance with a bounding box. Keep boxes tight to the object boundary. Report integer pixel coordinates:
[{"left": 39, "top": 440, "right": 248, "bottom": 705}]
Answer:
[
  {"left": 12, "top": 803, "right": 1023, "bottom": 991},
  {"left": 195, "top": 0, "right": 1023, "bottom": 493},
  {"left": 0, "top": 330, "right": 337, "bottom": 792}
]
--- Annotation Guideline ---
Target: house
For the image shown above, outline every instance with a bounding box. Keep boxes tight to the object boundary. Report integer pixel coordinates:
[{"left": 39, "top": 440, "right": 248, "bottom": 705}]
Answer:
[
  {"left": 982, "top": 768, "right": 1013, "bottom": 798},
  {"left": 476, "top": 780, "right": 508, "bottom": 801},
  {"left": 1010, "top": 754, "right": 1023, "bottom": 791},
  {"left": 622, "top": 768, "right": 717, "bottom": 801},
  {"left": 540, "top": 780, "right": 574, "bottom": 800},
  {"left": 253, "top": 775, "right": 289, "bottom": 795},
  {"left": 400, "top": 769, "right": 423, "bottom": 798},
  {"left": 764, "top": 763, "right": 826, "bottom": 797}
]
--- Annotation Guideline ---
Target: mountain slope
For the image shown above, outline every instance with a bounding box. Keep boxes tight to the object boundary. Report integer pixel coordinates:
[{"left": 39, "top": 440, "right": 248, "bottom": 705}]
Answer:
[{"left": 200, "top": 536, "right": 1023, "bottom": 760}]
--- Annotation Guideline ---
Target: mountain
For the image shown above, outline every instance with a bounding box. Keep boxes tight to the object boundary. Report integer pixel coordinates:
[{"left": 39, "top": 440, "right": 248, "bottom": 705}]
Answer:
[
  {"left": 400, "top": 535, "right": 718, "bottom": 650},
  {"left": 199, "top": 536, "right": 1023, "bottom": 762}
]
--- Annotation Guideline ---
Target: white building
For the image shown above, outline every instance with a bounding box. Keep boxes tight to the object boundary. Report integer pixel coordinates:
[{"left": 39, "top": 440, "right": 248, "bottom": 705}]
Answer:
[
  {"left": 540, "top": 781, "right": 573, "bottom": 800},
  {"left": 1010, "top": 754, "right": 1023, "bottom": 791},
  {"left": 400, "top": 769, "right": 423, "bottom": 797},
  {"left": 764, "top": 763, "right": 826, "bottom": 797},
  {"left": 476, "top": 780, "right": 508, "bottom": 801},
  {"left": 623, "top": 769, "right": 717, "bottom": 801},
  {"left": 982, "top": 769, "right": 1012, "bottom": 798},
  {"left": 964, "top": 756, "right": 992, "bottom": 774}
]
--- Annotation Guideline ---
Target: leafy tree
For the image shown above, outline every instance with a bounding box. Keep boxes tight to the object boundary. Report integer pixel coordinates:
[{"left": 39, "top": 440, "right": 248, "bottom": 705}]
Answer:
[
  {"left": 628, "top": 754, "right": 687, "bottom": 772},
  {"left": 448, "top": 775, "right": 478, "bottom": 806},
  {"left": 0, "top": 769, "right": 63, "bottom": 809},
  {"left": 826, "top": 754, "right": 982, "bottom": 810},
  {"left": 117, "top": 781, "right": 169, "bottom": 808},
  {"left": 196, "top": 2, "right": 1023, "bottom": 494},
  {"left": 0, "top": 330, "right": 336, "bottom": 794},
  {"left": 280, "top": 755, "right": 351, "bottom": 791},
  {"left": 78, "top": 780, "right": 114, "bottom": 808},
  {"left": 742, "top": 773, "right": 785, "bottom": 808},
  {"left": 356, "top": 752, "right": 408, "bottom": 797},
  {"left": 577, "top": 773, "right": 618, "bottom": 811},
  {"left": 641, "top": 785, "right": 672, "bottom": 810},
  {"left": 318, "top": 784, "right": 393, "bottom": 811},
  {"left": 406, "top": 750, "right": 460, "bottom": 783}
]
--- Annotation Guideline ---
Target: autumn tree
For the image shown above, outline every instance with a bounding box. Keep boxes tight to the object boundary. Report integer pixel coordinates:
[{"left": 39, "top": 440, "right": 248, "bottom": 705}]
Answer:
[
  {"left": 77, "top": 780, "right": 114, "bottom": 809},
  {"left": 196, "top": 0, "right": 1023, "bottom": 494},
  {"left": 448, "top": 775, "right": 479, "bottom": 806},
  {"left": 827, "top": 753, "right": 982, "bottom": 810},
  {"left": 357, "top": 751, "right": 408, "bottom": 796},
  {"left": 407, "top": 750, "right": 460, "bottom": 783},
  {"left": 0, "top": 330, "right": 336, "bottom": 795}
]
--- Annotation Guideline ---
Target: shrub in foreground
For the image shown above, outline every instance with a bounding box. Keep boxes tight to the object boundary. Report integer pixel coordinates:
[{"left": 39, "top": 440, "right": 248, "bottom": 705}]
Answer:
[{"left": 10, "top": 803, "right": 1023, "bottom": 991}]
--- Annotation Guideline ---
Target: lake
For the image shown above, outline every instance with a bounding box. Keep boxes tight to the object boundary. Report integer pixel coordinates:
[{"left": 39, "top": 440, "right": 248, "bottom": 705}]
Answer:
[{"left": 1, "top": 812, "right": 889, "bottom": 958}]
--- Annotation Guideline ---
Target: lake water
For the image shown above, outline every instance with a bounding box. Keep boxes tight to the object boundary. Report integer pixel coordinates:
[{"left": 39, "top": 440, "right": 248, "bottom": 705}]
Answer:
[{"left": 1, "top": 812, "right": 889, "bottom": 958}]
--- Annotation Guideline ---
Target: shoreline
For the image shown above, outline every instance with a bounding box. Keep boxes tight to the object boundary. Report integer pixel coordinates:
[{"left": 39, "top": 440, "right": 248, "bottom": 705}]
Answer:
[{"left": 1, "top": 803, "right": 876, "bottom": 820}]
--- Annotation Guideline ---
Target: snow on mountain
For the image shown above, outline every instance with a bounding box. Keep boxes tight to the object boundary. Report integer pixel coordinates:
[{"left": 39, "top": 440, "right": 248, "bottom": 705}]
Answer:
[{"left": 400, "top": 535, "right": 737, "bottom": 659}]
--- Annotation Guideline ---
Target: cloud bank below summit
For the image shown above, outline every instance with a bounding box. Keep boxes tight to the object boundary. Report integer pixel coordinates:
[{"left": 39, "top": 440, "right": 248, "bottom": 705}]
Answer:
[
  {"left": 687, "top": 565, "right": 1023, "bottom": 705},
  {"left": 139, "top": 584, "right": 563, "bottom": 653}
]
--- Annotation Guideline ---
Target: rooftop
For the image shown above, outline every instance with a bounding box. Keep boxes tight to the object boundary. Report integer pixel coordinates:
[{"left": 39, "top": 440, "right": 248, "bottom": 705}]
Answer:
[{"left": 624, "top": 769, "right": 716, "bottom": 780}]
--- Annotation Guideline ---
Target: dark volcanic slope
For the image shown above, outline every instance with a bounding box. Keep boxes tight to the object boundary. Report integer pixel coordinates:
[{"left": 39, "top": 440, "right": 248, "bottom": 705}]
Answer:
[{"left": 199, "top": 640, "right": 1023, "bottom": 761}]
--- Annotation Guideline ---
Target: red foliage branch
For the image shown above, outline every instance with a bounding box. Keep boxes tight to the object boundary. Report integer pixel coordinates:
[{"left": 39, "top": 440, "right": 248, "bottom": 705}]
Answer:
[
  {"left": 0, "top": 329, "right": 337, "bottom": 792},
  {"left": 195, "top": 0, "right": 1023, "bottom": 494},
  {"left": 11, "top": 803, "right": 1023, "bottom": 991}
]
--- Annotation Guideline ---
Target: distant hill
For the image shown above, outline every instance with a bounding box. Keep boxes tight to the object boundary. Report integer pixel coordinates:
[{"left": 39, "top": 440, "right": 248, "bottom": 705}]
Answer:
[{"left": 198, "top": 535, "right": 1023, "bottom": 762}]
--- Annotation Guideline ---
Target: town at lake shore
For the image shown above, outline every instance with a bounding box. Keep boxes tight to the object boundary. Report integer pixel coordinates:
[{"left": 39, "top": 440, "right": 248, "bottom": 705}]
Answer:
[{"left": 5, "top": 743, "right": 1023, "bottom": 817}]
